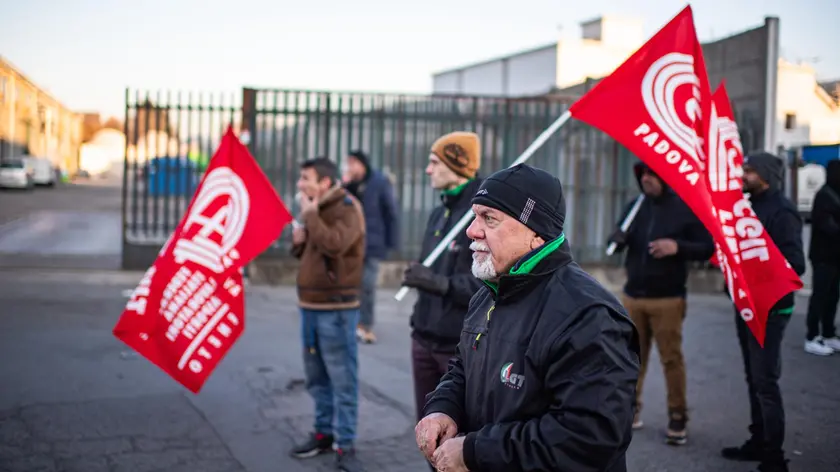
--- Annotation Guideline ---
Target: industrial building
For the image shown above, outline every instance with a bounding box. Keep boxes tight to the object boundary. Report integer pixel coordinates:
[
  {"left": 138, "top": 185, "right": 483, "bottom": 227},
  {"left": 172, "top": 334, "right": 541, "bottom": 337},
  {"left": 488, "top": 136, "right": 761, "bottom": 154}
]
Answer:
[
  {"left": 431, "top": 16, "right": 840, "bottom": 153},
  {"left": 0, "top": 56, "right": 84, "bottom": 176},
  {"left": 432, "top": 16, "right": 645, "bottom": 97}
]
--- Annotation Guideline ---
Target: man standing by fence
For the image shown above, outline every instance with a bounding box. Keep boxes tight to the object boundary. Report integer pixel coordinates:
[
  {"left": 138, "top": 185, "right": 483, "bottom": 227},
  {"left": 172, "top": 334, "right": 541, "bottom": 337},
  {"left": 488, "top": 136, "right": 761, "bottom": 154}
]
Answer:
[
  {"left": 401, "top": 131, "right": 484, "bottom": 470},
  {"left": 343, "top": 150, "right": 400, "bottom": 345},
  {"left": 289, "top": 157, "right": 367, "bottom": 472},
  {"left": 607, "top": 162, "right": 715, "bottom": 446}
]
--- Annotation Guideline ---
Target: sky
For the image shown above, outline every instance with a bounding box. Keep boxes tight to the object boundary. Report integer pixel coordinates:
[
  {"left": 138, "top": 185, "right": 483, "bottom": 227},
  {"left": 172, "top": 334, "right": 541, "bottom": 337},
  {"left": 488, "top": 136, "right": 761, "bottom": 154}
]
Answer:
[{"left": 1, "top": 0, "right": 838, "bottom": 119}]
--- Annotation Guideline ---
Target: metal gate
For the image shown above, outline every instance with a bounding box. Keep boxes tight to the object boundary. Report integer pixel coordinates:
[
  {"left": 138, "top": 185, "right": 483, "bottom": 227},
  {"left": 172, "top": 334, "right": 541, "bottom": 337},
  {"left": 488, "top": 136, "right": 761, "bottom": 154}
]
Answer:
[{"left": 122, "top": 87, "right": 639, "bottom": 270}]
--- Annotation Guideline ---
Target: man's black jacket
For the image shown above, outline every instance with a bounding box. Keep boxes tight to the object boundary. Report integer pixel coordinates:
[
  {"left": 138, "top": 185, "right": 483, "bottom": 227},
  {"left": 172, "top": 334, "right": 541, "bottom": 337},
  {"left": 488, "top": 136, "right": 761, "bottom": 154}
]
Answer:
[
  {"left": 809, "top": 160, "right": 840, "bottom": 266},
  {"left": 410, "top": 179, "right": 484, "bottom": 351},
  {"left": 610, "top": 188, "right": 715, "bottom": 299},
  {"left": 748, "top": 187, "right": 806, "bottom": 310},
  {"left": 423, "top": 237, "right": 640, "bottom": 472}
]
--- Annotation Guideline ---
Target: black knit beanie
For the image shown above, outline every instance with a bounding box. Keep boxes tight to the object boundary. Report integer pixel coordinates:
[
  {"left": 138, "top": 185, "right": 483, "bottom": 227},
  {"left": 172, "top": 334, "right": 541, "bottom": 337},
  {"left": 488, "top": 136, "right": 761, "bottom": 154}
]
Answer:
[{"left": 470, "top": 164, "right": 566, "bottom": 240}]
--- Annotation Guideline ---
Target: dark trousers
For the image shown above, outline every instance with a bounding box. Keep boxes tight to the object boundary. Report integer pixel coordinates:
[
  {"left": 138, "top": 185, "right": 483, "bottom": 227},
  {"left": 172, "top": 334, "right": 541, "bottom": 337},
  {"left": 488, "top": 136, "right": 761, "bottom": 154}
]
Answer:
[
  {"left": 411, "top": 338, "right": 455, "bottom": 472},
  {"left": 806, "top": 263, "right": 840, "bottom": 340},
  {"left": 358, "top": 257, "right": 381, "bottom": 329},
  {"left": 735, "top": 309, "right": 791, "bottom": 459},
  {"left": 410, "top": 337, "right": 455, "bottom": 421}
]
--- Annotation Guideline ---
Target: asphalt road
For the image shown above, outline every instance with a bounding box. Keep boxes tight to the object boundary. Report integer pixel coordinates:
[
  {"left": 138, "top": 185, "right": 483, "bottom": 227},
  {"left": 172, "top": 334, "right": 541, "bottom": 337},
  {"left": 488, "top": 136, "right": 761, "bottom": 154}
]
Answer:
[{"left": 0, "top": 180, "right": 837, "bottom": 472}]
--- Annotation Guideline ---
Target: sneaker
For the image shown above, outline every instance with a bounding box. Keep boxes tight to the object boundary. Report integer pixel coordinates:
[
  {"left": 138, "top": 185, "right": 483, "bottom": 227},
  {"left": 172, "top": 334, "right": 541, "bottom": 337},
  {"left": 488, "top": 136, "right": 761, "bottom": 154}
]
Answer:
[
  {"left": 290, "top": 432, "right": 334, "bottom": 459},
  {"left": 822, "top": 336, "right": 840, "bottom": 351},
  {"left": 665, "top": 413, "right": 687, "bottom": 446},
  {"left": 721, "top": 437, "right": 764, "bottom": 461},
  {"left": 336, "top": 447, "right": 365, "bottom": 472},
  {"left": 632, "top": 406, "right": 644, "bottom": 430},
  {"left": 804, "top": 337, "right": 834, "bottom": 356}
]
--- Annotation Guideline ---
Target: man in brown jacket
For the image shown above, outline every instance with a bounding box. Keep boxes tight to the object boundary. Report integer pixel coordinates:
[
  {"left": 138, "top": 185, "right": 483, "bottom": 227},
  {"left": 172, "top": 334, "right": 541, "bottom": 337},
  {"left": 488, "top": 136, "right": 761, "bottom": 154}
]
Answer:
[{"left": 288, "top": 157, "right": 367, "bottom": 472}]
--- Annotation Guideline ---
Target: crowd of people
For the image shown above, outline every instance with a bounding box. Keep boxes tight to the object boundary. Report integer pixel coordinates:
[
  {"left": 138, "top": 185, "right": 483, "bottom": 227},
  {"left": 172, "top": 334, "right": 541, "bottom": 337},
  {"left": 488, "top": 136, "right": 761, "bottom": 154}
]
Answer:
[{"left": 283, "top": 129, "right": 838, "bottom": 472}]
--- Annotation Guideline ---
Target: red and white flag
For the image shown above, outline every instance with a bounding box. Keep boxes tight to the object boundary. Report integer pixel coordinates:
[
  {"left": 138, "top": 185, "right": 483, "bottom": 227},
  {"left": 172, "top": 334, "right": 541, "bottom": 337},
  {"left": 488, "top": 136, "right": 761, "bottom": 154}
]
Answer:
[
  {"left": 568, "top": 5, "right": 801, "bottom": 345},
  {"left": 706, "top": 84, "right": 803, "bottom": 340},
  {"left": 114, "top": 126, "right": 293, "bottom": 393}
]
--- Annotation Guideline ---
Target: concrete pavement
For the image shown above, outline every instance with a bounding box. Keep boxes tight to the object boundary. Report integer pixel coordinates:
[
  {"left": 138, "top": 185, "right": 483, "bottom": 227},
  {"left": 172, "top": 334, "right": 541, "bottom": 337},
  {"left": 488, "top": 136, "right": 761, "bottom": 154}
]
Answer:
[
  {"left": 1, "top": 267, "right": 839, "bottom": 472},
  {"left": 0, "top": 180, "right": 837, "bottom": 471}
]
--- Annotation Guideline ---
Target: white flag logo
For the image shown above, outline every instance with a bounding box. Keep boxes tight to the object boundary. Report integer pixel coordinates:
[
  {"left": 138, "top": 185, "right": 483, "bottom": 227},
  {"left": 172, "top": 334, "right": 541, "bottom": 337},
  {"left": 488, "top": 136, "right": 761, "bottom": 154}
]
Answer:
[{"left": 641, "top": 52, "right": 705, "bottom": 171}]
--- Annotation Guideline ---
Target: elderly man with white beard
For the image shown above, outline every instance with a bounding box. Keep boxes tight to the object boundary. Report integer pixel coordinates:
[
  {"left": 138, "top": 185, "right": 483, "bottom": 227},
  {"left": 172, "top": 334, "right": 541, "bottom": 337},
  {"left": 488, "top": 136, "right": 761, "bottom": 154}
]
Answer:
[{"left": 414, "top": 163, "right": 640, "bottom": 472}]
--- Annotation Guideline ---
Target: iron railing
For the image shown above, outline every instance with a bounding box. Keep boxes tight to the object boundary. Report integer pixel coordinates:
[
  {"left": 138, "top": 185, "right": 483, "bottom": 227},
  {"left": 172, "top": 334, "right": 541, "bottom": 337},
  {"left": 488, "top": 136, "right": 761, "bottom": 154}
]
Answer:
[
  {"left": 122, "top": 87, "right": 641, "bottom": 269},
  {"left": 243, "top": 88, "right": 640, "bottom": 263}
]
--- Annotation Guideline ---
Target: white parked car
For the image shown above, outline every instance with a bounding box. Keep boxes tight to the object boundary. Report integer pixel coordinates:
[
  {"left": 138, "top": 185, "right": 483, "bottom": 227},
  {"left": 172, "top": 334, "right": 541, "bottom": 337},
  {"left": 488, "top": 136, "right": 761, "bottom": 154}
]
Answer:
[
  {"left": 0, "top": 159, "right": 34, "bottom": 189},
  {"left": 23, "top": 156, "right": 57, "bottom": 186}
]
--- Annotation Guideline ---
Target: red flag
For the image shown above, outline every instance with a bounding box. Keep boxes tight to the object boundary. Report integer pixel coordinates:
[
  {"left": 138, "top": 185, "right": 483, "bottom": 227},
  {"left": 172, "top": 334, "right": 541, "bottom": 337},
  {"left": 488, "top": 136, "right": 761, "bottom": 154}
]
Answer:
[
  {"left": 567, "top": 5, "right": 775, "bottom": 345},
  {"left": 707, "top": 84, "right": 803, "bottom": 341},
  {"left": 114, "top": 126, "right": 292, "bottom": 393}
]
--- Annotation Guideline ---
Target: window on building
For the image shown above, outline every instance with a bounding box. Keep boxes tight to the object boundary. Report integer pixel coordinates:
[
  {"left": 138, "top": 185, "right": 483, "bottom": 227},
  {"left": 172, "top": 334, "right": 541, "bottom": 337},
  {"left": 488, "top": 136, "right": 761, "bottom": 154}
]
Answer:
[{"left": 784, "top": 113, "right": 797, "bottom": 130}]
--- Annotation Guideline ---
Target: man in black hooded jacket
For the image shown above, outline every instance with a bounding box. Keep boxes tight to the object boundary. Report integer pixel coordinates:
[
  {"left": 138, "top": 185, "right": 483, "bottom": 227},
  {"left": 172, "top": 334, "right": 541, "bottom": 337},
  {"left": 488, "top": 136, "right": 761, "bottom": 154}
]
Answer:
[
  {"left": 415, "top": 164, "right": 639, "bottom": 472},
  {"left": 721, "top": 152, "right": 806, "bottom": 472},
  {"left": 804, "top": 159, "right": 840, "bottom": 355},
  {"left": 607, "top": 162, "right": 715, "bottom": 446}
]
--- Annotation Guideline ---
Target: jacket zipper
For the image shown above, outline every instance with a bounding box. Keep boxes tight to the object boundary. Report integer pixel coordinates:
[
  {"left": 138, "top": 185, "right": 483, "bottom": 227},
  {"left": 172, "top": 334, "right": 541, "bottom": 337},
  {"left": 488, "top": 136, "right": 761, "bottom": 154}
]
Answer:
[
  {"left": 639, "top": 202, "right": 656, "bottom": 294},
  {"left": 472, "top": 304, "right": 495, "bottom": 350}
]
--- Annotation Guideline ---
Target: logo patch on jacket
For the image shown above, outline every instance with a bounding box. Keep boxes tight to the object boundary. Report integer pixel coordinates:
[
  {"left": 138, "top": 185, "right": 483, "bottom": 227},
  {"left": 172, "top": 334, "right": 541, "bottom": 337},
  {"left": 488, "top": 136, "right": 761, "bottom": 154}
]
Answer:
[
  {"left": 448, "top": 240, "right": 461, "bottom": 252},
  {"left": 500, "top": 362, "right": 524, "bottom": 389}
]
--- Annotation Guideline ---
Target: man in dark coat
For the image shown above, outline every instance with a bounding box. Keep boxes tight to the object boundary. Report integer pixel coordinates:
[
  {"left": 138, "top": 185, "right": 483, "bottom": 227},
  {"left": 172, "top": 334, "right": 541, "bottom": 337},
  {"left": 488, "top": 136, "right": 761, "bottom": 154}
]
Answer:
[
  {"left": 343, "top": 150, "right": 400, "bottom": 344},
  {"left": 721, "top": 152, "right": 806, "bottom": 472},
  {"left": 607, "top": 162, "right": 715, "bottom": 445},
  {"left": 401, "top": 132, "right": 485, "bottom": 449},
  {"left": 804, "top": 159, "right": 840, "bottom": 355},
  {"left": 415, "top": 164, "right": 640, "bottom": 472}
]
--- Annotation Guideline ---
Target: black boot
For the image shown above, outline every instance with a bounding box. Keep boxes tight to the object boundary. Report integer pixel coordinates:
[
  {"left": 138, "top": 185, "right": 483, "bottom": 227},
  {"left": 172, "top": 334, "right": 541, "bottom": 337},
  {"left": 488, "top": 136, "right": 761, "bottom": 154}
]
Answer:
[
  {"left": 722, "top": 426, "right": 764, "bottom": 462},
  {"left": 755, "top": 457, "right": 789, "bottom": 472},
  {"left": 721, "top": 436, "right": 764, "bottom": 461}
]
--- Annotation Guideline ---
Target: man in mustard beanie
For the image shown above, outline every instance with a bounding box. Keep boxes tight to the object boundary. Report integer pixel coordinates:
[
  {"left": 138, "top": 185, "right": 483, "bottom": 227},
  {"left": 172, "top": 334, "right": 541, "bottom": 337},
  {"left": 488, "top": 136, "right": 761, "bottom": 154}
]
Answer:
[{"left": 401, "top": 131, "right": 484, "bottom": 472}]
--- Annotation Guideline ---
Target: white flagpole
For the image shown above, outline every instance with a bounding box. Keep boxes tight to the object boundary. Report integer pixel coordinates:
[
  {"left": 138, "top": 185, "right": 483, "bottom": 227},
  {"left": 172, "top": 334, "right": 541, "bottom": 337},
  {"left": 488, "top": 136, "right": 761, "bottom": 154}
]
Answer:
[
  {"left": 394, "top": 110, "right": 573, "bottom": 302},
  {"left": 605, "top": 194, "right": 645, "bottom": 256}
]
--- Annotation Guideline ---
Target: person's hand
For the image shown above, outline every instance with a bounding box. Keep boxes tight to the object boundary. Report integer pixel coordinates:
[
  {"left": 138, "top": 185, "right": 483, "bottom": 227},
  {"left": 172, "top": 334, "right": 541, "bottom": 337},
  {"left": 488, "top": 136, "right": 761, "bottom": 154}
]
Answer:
[
  {"left": 608, "top": 229, "right": 627, "bottom": 246},
  {"left": 402, "top": 263, "right": 449, "bottom": 296},
  {"left": 431, "top": 436, "right": 468, "bottom": 472},
  {"left": 415, "top": 413, "right": 458, "bottom": 461},
  {"left": 298, "top": 193, "right": 318, "bottom": 215},
  {"left": 292, "top": 227, "right": 307, "bottom": 245},
  {"left": 649, "top": 238, "right": 678, "bottom": 258}
]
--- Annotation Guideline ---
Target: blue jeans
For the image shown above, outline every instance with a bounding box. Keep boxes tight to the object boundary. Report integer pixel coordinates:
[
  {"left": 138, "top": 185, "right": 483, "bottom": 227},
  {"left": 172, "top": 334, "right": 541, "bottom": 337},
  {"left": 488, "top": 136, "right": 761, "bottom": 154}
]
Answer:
[
  {"left": 300, "top": 308, "right": 360, "bottom": 449},
  {"left": 359, "top": 258, "right": 380, "bottom": 329}
]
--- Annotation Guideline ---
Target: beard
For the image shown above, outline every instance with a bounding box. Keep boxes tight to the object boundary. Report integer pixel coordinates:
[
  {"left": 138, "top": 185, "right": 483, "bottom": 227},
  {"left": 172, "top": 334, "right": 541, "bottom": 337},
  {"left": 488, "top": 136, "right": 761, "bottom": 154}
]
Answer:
[{"left": 470, "top": 241, "right": 497, "bottom": 280}]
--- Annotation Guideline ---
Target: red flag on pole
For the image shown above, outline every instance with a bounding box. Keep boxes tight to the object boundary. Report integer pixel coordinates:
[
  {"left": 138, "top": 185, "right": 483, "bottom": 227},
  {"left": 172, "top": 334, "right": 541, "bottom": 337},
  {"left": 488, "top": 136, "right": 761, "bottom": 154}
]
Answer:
[
  {"left": 568, "top": 5, "right": 795, "bottom": 345},
  {"left": 114, "top": 126, "right": 292, "bottom": 393},
  {"left": 706, "top": 83, "right": 803, "bottom": 340}
]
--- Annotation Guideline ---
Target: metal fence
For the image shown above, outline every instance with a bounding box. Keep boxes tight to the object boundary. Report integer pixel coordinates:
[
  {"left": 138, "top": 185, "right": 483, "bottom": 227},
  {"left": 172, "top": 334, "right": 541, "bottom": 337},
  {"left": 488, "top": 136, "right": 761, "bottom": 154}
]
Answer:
[
  {"left": 122, "top": 87, "right": 641, "bottom": 270},
  {"left": 121, "top": 89, "right": 242, "bottom": 269}
]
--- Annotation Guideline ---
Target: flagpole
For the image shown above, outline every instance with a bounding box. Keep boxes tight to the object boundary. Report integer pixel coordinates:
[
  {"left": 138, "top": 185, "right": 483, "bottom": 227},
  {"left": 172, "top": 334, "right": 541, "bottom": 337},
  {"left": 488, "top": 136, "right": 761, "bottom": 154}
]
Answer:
[
  {"left": 394, "top": 110, "right": 573, "bottom": 302},
  {"left": 605, "top": 194, "right": 645, "bottom": 256}
]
